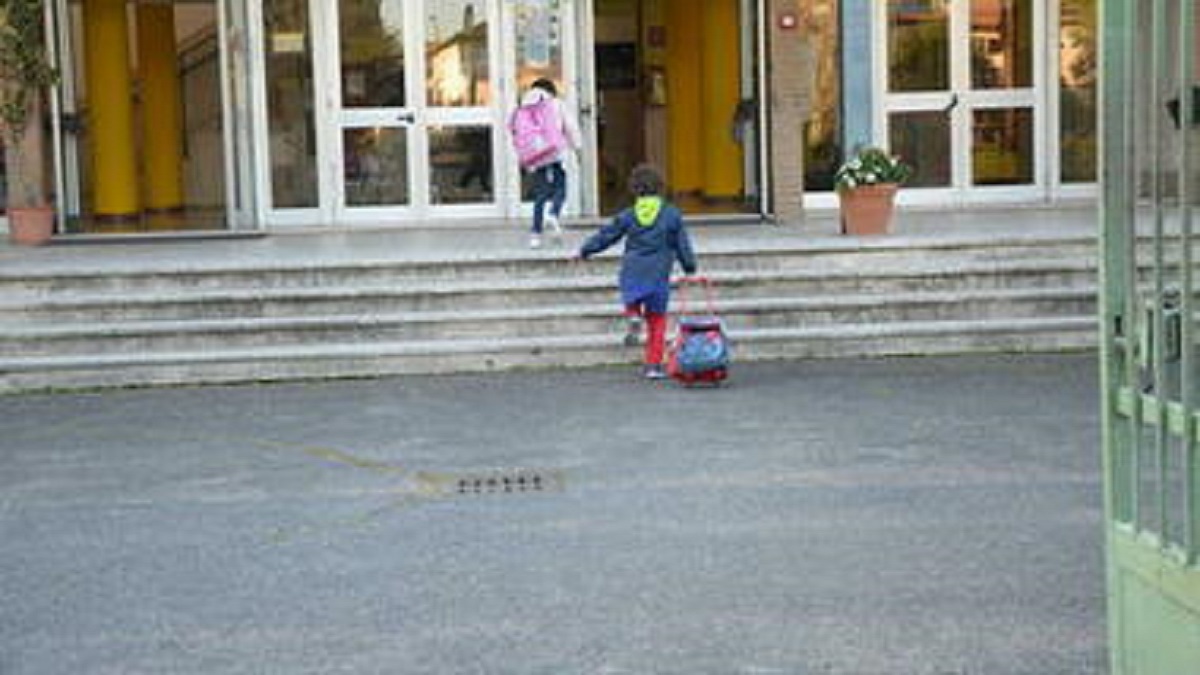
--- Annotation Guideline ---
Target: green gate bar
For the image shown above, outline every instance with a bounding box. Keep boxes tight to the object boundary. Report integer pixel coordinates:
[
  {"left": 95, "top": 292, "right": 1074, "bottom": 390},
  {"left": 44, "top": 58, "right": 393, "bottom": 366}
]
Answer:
[
  {"left": 1179, "top": 0, "right": 1198, "bottom": 562},
  {"left": 1102, "top": 0, "right": 1200, "bottom": 671},
  {"left": 1154, "top": 0, "right": 1168, "bottom": 547}
]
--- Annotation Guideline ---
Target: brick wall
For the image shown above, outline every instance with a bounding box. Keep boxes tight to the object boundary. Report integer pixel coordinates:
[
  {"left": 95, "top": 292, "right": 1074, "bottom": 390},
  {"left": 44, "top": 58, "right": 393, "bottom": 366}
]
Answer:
[{"left": 768, "top": 0, "right": 815, "bottom": 223}]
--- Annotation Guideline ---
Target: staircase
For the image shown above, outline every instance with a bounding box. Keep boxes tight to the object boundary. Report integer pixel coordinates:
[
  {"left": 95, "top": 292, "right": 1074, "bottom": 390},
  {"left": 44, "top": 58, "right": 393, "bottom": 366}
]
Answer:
[{"left": 0, "top": 231, "right": 1099, "bottom": 392}]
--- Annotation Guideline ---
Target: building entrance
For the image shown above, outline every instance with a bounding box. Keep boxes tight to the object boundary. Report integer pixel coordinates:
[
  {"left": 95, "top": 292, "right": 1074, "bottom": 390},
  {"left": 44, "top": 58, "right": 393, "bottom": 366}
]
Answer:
[
  {"left": 51, "top": 0, "right": 249, "bottom": 234},
  {"left": 589, "top": 0, "right": 761, "bottom": 216},
  {"left": 327, "top": 0, "right": 500, "bottom": 220},
  {"left": 257, "top": 0, "right": 582, "bottom": 226}
]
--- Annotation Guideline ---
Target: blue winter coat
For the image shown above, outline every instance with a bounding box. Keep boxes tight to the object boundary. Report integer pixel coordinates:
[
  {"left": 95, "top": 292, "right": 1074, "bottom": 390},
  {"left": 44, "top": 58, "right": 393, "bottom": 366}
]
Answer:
[{"left": 579, "top": 198, "right": 698, "bottom": 306}]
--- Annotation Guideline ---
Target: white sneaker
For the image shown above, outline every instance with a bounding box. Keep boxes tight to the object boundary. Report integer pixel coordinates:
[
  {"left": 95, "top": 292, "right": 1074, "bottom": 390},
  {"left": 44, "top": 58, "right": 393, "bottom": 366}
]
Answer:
[
  {"left": 642, "top": 364, "right": 668, "bottom": 380},
  {"left": 546, "top": 214, "right": 563, "bottom": 238},
  {"left": 528, "top": 234, "right": 542, "bottom": 249}
]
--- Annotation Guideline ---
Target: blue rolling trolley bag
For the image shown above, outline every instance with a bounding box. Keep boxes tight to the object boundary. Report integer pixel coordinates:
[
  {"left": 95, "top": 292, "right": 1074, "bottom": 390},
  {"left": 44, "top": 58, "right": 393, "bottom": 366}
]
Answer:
[{"left": 667, "top": 276, "right": 731, "bottom": 385}]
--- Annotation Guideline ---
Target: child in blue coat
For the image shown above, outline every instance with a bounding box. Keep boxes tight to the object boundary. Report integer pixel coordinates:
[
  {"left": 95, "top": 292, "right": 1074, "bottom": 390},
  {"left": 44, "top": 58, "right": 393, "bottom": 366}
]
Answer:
[{"left": 577, "top": 165, "right": 697, "bottom": 379}]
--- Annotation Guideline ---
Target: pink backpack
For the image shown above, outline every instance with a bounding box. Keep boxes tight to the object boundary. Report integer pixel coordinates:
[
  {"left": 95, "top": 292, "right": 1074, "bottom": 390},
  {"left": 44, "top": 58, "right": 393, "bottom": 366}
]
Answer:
[{"left": 509, "top": 98, "right": 567, "bottom": 169}]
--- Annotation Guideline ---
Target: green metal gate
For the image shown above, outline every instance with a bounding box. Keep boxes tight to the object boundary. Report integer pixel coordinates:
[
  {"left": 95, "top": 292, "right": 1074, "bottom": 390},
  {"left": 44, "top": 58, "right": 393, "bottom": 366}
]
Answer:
[{"left": 1101, "top": 1, "right": 1200, "bottom": 671}]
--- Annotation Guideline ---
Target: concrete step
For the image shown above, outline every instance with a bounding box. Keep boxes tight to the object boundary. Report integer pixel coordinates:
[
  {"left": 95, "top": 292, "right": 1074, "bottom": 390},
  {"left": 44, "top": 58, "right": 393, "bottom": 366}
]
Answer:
[
  {"left": 0, "top": 236, "right": 1098, "bottom": 296},
  {"left": 0, "top": 258, "right": 1099, "bottom": 324},
  {"left": 0, "top": 230, "right": 1104, "bottom": 391},
  {"left": 0, "top": 316, "right": 1098, "bottom": 392},
  {"left": 0, "top": 288, "right": 1097, "bottom": 357}
]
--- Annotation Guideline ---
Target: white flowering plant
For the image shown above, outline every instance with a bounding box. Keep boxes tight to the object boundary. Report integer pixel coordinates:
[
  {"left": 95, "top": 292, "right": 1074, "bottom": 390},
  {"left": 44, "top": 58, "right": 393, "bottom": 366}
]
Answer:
[{"left": 833, "top": 146, "right": 912, "bottom": 192}]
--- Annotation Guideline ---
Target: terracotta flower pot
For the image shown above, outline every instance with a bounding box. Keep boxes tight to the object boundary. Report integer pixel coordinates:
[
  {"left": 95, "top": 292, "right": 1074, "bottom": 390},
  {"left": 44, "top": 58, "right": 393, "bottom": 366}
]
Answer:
[
  {"left": 8, "top": 205, "right": 55, "bottom": 246},
  {"left": 838, "top": 183, "right": 898, "bottom": 236}
]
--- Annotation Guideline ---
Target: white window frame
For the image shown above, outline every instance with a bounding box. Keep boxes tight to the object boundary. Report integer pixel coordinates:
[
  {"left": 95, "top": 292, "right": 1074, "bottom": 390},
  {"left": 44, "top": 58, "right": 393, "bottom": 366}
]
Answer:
[{"left": 872, "top": 0, "right": 1075, "bottom": 208}]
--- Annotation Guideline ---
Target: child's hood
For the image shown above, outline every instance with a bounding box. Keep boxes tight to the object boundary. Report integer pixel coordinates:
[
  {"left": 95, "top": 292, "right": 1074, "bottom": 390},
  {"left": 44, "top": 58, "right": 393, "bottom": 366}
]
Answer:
[{"left": 634, "top": 197, "right": 663, "bottom": 227}]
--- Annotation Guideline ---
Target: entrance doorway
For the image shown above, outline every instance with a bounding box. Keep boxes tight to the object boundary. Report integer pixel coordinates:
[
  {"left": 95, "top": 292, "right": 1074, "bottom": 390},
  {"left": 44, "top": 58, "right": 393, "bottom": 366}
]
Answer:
[
  {"left": 589, "top": 0, "right": 761, "bottom": 216},
  {"left": 326, "top": 0, "right": 501, "bottom": 221},
  {"left": 51, "top": 0, "right": 245, "bottom": 234},
  {"left": 256, "top": 0, "right": 582, "bottom": 226}
]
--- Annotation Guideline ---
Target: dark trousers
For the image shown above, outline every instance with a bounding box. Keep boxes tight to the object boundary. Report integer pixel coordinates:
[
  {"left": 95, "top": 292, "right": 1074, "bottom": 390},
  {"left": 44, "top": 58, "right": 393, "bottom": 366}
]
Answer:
[{"left": 531, "top": 162, "right": 567, "bottom": 234}]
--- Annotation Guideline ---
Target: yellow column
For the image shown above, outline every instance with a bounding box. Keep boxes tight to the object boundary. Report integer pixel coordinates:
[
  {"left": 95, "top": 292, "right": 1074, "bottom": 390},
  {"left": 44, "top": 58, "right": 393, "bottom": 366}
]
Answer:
[
  {"left": 701, "top": 0, "right": 743, "bottom": 198},
  {"left": 137, "top": 2, "right": 184, "bottom": 212},
  {"left": 665, "top": 0, "right": 703, "bottom": 194},
  {"left": 84, "top": 0, "right": 140, "bottom": 219}
]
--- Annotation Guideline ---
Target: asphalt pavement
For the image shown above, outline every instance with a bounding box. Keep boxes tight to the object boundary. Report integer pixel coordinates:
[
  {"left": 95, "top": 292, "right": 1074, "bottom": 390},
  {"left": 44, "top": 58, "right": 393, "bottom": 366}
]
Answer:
[{"left": 0, "top": 354, "right": 1106, "bottom": 675}]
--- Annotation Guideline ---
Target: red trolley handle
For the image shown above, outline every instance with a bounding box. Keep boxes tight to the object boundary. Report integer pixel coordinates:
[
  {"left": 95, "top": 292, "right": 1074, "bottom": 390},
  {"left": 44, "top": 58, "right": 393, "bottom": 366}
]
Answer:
[{"left": 673, "top": 275, "right": 718, "bottom": 316}]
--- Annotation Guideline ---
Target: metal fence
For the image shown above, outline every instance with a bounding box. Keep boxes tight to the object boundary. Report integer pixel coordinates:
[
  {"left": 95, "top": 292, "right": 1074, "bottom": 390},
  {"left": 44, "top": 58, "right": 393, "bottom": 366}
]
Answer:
[
  {"left": 1101, "top": 4, "right": 1200, "bottom": 669},
  {"left": 1103, "top": 0, "right": 1200, "bottom": 563}
]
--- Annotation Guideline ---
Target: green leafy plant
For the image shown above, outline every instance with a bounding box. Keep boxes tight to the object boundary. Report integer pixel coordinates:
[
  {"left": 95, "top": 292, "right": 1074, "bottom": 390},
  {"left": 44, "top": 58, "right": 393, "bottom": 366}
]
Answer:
[
  {"left": 834, "top": 146, "right": 912, "bottom": 192},
  {"left": 0, "top": 0, "right": 58, "bottom": 209},
  {"left": 0, "top": 0, "right": 56, "bottom": 136}
]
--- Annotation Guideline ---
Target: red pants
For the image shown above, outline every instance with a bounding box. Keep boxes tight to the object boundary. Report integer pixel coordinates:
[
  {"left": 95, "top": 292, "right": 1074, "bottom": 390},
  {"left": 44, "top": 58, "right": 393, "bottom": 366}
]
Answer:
[{"left": 625, "top": 304, "right": 667, "bottom": 365}]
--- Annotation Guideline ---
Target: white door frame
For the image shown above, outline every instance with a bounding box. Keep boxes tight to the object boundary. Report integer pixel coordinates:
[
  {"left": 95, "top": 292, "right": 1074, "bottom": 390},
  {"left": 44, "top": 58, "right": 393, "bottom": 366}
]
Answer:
[
  {"left": 874, "top": 0, "right": 1049, "bottom": 207},
  {"left": 47, "top": 0, "right": 81, "bottom": 231},
  {"left": 218, "top": 0, "right": 262, "bottom": 230},
  {"left": 573, "top": 0, "right": 600, "bottom": 219},
  {"left": 247, "top": 0, "right": 320, "bottom": 227},
  {"left": 755, "top": 0, "right": 773, "bottom": 216}
]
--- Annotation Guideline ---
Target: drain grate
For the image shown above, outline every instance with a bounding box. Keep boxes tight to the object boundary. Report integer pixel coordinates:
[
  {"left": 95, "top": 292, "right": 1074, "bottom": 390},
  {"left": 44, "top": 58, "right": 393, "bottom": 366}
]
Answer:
[{"left": 419, "top": 469, "right": 566, "bottom": 496}]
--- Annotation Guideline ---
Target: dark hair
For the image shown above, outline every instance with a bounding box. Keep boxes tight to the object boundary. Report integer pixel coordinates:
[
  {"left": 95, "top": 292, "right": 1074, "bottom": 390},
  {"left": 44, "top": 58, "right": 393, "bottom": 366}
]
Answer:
[
  {"left": 530, "top": 78, "right": 558, "bottom": 97},
  {"left": 628, "top": 164, "right": 664, "bottom": 197}
]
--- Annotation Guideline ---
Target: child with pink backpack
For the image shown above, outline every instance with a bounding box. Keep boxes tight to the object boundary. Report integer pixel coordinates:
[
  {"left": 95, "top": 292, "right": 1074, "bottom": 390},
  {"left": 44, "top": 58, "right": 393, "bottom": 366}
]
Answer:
[{"left": 509, "top": 79, "right": 583, "bottom": 248}]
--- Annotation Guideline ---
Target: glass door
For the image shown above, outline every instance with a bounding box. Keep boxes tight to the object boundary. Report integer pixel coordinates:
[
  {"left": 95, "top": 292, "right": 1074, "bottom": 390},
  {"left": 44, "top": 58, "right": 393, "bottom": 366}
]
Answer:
[
  {"left": 502, "top": 0, "right": 584, "bottom": 219},
  {"left": 330, "top": 0, "right": 502, "bottom": 222},
  {"left": 422, "top": 1, "right": 500, "bottom": 214},
  {"left": 332, "top": 0, "right": 420, "bottom": 219},
  {"left": 256, "top": 0, "right": 323, "bottom": 225},
  {"left": 879, "top": 0, "right": 1043, "bottom": 205}
]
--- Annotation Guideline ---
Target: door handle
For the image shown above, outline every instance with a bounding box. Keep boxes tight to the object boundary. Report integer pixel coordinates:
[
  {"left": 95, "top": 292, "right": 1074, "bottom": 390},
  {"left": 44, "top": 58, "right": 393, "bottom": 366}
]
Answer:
[
  {"left": 396, "top": 111, "right": 415, "bottom": 124},
  {"left": 943, "top": 93, "right": 959, "bottom": 114}
]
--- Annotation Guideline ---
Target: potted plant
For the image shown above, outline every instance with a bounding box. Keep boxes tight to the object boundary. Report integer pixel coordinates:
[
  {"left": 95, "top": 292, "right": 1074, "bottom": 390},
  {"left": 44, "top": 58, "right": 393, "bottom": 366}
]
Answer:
[
  {"left": 0, "top": 0, "right": 58, "bottom": 245},
  {"left": 834, "top": 146, "right": 911, "bottom": 236}
]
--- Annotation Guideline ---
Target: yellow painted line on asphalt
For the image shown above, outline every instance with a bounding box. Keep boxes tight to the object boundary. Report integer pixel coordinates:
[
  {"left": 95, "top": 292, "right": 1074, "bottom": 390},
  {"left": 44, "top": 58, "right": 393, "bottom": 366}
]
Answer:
[{"left": 245, "top": 438, "right": 408, "bottom": 475}]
